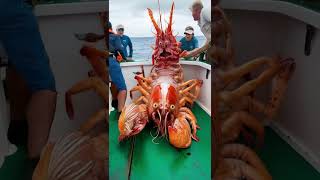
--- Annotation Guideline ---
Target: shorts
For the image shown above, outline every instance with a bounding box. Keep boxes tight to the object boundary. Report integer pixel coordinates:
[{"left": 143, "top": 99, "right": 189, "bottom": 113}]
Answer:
[
  {"left": 108, "top": 57, "right": 126, "bottom": 91},
  {"left": 0, "top": 0, "right": 56, "bottom": 93}
]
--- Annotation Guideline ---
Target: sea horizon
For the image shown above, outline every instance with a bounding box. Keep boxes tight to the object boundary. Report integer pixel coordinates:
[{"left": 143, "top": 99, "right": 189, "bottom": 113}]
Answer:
[{"left": 124, "top": 36, "right": 206, "bottom": 61}]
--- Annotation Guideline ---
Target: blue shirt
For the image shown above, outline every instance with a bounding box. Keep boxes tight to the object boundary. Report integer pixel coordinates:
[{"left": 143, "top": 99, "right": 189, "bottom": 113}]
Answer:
[
  {"left": 119, "top": 35, "right": 133, "bottom": 57},
  {"left": 179, "top": 36, "right": 199, "bottom": 51},
  {"left": 109, "top": 32, "right": 126, "bottom": 59}
]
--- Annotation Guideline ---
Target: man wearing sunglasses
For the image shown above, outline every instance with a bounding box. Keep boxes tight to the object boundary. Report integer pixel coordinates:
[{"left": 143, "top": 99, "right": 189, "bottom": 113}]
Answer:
[{"left": 116, "top": 24, "right": 133, "bottom": 61}]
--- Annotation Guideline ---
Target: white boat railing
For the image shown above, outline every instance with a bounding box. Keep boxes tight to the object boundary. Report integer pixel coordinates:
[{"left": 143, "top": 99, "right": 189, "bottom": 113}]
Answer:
[{"left": 110, "top": 60, "right": 212, "bottom": 116}]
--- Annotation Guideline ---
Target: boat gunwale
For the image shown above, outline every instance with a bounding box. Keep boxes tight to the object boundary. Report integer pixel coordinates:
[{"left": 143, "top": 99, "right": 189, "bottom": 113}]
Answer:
[
  {"left": 34, "top": 1, "right": 107, "bottom": 17},
  {"left": 221, "top": 0, "right": 320, "bottom": 29},
  {"left": 119, "top": 60, "right": 212, "bottom": 70}
]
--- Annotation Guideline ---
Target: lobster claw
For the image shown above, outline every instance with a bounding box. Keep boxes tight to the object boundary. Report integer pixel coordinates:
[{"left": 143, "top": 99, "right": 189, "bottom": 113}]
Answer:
[
  {"left": 118, "top": 103, "right": 148, "bottom": 141},
  {"left": 168, "top": 116, "right": 192, "bottom": 148}
]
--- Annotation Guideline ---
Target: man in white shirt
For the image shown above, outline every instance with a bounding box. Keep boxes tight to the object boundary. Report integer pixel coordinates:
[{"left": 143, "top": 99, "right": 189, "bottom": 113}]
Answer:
[{"left": 183, "top": 0, "right": 211, "bottom": 58}]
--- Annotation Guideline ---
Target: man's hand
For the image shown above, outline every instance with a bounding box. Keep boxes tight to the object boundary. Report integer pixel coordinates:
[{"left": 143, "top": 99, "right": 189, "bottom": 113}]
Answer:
[{"left": 182, "top": 41, "right": 210, "bottom": 58}]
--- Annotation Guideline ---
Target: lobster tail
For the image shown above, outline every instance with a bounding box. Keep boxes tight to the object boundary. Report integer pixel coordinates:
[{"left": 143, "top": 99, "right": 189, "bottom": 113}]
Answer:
[
  {"left": 148, "top": 8, "right": 161, "bottom": 35},
  {"left": 166, "top": 2, "right": 175, "bottom": 34}
]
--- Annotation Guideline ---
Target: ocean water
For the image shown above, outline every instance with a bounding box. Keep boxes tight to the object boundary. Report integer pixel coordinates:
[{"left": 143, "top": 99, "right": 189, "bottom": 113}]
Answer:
[{"left": 127, "top": 36, "right": 206, "bottom": 61}]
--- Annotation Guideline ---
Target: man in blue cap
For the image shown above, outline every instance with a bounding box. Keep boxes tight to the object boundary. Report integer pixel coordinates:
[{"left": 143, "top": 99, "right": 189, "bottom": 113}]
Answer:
[
  {"left": 108, "top": 21, "right": 127, "bottom": 115},
  {"left": 0, "top": 0, "right": 57, "bottom": 169}
]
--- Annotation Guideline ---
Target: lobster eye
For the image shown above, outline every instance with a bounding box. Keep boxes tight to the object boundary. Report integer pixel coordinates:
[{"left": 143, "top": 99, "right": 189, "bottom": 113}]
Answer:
[
  {"left": 153, "top": 103, "right": 159, "bottom": 108},
  {"left": 170, "top": 105, "right": 175, "bottom": 110}
]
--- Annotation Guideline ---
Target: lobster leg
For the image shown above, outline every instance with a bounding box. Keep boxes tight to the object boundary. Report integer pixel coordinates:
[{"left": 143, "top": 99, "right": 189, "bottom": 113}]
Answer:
[
  {"left": 218, "top": 57, "right": 279, "bottom": 86},
  {"left": 179, "top": 80, "right": 203, "bottom": 94},
  {"left": 80, "top": 46, "right": 108, "bottom": 82},
  {"left": 222, "top": 58, "right": 294, "bottom": 105},
  {"left": 178, "top": 79, "right": 199, "bottom": 88},
  {"left": 179, "top": 97, "right": 194, "bottom": 107},
  {"left": 79, "top": 108, "right": 107, "bottom": 133},
  {"left": 183, "top": 112, "right": 199, "bottom": 141},
  {"left": 180, "top": 107, "right": 200, "bottom": 130},
  {"left": 217, "top": 158, "right": 272, "bottom": 180},
  {"left": 135, "top": 74, "right": 153, "bottom": 84},
  {"left": 65, "top": 77, "right": 108, "bottom": 119},
  {"left": 134, "top": 75, "right": 152, "bottom": 91},
  {"left": 211, "top": 46, "right": 234, "bottom": 67},
  {"left": 179, "top": 80, "right": 202, "bottom": 104},
  {"left": 221, "top": 144, "right": 272, "bottom": 179},
  {"left": 220, "top": 63, "right": 281, "bottom": 104},
  {"left": 133, "top": 96, "right": 149, "bottom": 105},
  {"left": 129, "top": 85, "right": 150, "bottom": 99},
  {"left": 265, "top": 58, "right": 296, "bottom": 118},
  {"left": 221, "top": 111, "right": 264, "bottom": 147}
]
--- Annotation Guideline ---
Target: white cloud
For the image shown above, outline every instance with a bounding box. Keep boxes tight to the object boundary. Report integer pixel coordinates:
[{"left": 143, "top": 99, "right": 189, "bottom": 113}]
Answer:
[{"left": 109, "top": 0, "right": 211, "bottom": 37}]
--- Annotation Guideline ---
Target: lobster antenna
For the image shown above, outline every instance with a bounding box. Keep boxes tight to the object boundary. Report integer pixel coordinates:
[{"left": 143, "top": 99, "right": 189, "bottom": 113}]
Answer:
[
  {"left": 167, "top": 2, "right": 174, "bottom": 33},
  {"left": 158, "top": 0, "right": 163, "bottom": 32},
  {"left": 148, "top": 8, "right": 161, "bottom": 34}
]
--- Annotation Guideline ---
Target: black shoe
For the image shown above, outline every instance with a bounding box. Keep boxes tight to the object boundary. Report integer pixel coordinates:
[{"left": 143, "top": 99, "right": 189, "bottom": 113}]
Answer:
[{"left": 111, "top": 99, "right": 118, "bottom": 109}]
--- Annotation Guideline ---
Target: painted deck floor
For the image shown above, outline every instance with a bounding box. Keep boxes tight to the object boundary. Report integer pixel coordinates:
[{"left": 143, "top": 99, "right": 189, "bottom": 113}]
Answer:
[
  {"left": 109, "top": 103, "right": 211, "bottom": 180},
  {"left": 1, "top": 104, "right": 319, "bottom": 179}
]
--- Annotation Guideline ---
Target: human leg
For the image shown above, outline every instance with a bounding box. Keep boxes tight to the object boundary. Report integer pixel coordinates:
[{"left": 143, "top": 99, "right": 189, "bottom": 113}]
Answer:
[{"left": 0, "top": 2, "right": 57, "bottom": 159}]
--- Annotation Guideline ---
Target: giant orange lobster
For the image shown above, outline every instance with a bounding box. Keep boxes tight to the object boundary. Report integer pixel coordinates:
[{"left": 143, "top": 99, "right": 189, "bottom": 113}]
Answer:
[{"left": 118, "top": 2, "right": 203, "bottom": 148}]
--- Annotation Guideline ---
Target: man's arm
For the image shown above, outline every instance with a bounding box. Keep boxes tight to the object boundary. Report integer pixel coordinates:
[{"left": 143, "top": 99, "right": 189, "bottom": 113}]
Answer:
[
  {"left": 202, "top": 7, "right": 211, "bottom": 22},
  {"left": 184, "top": 39, "right": 210, "bottom": 58},
  {"left": 194, "top": 38, "right": 199, "bottom": 48},
  {"left": 128, "top": 36, "right": 133, "bottom": 57},
  {"left": 114, "top": 35, "right": 127, "bottom": 59}
]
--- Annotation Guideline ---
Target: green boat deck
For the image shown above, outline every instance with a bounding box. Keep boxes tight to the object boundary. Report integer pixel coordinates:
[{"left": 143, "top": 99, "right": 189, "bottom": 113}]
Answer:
[
  {"left": 109, "top": 103, "right": 211, "bottom": 180},
  {"left": 1, "top": 104, "right": 320, "bottom": 179},
  {"left": 109, "top": 103, "right": 320, "bottom": 180}
]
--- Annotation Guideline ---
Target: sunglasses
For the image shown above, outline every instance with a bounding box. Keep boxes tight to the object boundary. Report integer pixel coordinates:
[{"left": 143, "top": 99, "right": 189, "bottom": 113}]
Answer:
[
  {"left": 117, "top": 28, "right": 124, "bottom": 31},
  {"left": 184, "top": 33, "right": 193, "bottom": 35}
]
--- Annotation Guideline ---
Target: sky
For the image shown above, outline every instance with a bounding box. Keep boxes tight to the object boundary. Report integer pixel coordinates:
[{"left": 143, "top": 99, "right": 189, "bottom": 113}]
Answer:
[{"left": 109, "top": 0, "right": 211, "bottom": 37}]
